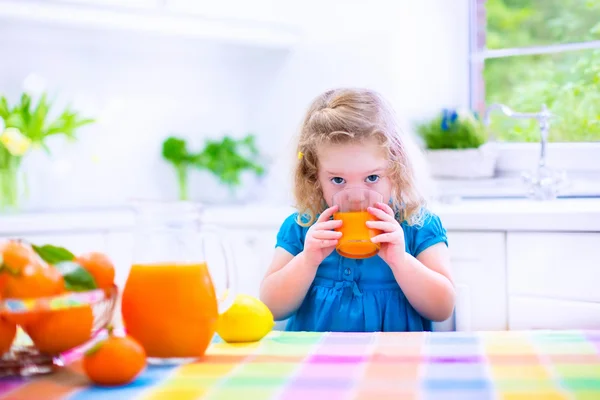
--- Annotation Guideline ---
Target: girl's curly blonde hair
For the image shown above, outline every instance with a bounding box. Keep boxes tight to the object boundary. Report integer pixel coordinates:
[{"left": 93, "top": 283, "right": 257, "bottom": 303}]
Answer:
[{"left": 293, "top": 88, "right": 431, "bottom": 227}]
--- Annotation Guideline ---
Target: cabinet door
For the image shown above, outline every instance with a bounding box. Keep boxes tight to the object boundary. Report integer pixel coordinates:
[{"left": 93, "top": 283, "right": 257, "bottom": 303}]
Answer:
[
  {"left": 507, "top": 232, "right": 600, "bottom": 303},
  {"left": 218, "top": 228, "right": 278, "bottom": 299},
  {"left": 221, "top": 229, "right": 264, "bottom": 298},
  {"left": 509, "top": 296, "right": 600, "bottom": 330},
  {"left": 445, "top": 231, "right": 507, "bottom": 331}
]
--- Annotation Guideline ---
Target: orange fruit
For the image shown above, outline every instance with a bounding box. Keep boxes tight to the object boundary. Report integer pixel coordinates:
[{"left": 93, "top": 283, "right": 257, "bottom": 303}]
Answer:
[
  {"left": 0, "top": 316, "right": 16, "bottom": 355},
  {"left": 83, "top": 328, "right": 146, "bottom": 386},
  {"left": 25, "top": 305, "right": 94, "bottom": 355},
  {"left": 76, "top": 252, "right": 115, "bottom": 289},
  {"left": 2, "top": 261, "right": 65, "bottom": 326},
  {"left": 0, "top": 240, "right": 38, "bottom": 274},
  {"left": 2, "top": 261, "right": 64, "bottom": 299},
  {"left": 3, "top": 311, "right": 42, "bottom": 328},
  {"left": 0, "top": 274, "right": 8, "bottom": 296}
]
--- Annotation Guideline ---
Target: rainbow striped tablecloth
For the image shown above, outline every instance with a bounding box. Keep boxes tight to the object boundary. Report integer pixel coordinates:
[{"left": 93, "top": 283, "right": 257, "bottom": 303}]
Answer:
[{"left": 1, "top": 330, "right": 599, "bottom": 400}]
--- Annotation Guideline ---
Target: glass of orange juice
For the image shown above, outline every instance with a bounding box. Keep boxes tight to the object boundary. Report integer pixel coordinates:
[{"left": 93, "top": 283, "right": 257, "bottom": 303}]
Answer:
[
  {"left": 121, "top": 200, "right": 236, "bottom": 365},
  {"left": 333, "top": 188, "right": 384, "bottom": 259}
]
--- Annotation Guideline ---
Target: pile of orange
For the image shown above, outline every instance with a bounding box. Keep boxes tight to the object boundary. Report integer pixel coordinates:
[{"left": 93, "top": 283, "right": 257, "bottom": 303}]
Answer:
[{"left": 0, "top": 239, "right": 116, "bottom": 356}]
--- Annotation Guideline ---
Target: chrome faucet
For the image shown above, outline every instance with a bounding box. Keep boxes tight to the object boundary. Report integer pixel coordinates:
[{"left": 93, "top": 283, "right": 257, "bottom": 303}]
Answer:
[{"left": 484, "top": 103, "right": 567, "bottom": 200}]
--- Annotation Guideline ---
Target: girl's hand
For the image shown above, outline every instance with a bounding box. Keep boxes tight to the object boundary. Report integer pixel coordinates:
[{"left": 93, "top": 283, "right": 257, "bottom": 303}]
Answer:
[
  {"left": 302, "top": 205, "right": 342, "bottom": 267},
  {"left": 367, "top": 202, "right": 406, "bottom": 268}
]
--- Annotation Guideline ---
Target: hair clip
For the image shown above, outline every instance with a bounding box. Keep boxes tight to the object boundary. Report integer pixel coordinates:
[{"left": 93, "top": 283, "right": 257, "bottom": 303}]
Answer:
[{"left": 297, "top": 151, "right": 304, "bottom": 160}]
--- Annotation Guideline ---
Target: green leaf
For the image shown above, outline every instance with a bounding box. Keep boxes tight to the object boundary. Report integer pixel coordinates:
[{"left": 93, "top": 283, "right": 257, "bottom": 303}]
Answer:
[
  {"left": 0, "top": 263, "right": 19, "bottom": 276},
  {"left": 162, "top": 136, "right": 191, "bottom": 165},
  {"left": 32, "top": 244, "right": 75, "bottom": 264},
  {"left": 0, "top": 97, "right": 10, "bottom": 119},
  {"left": 54, "top": 261, "right": 98, "bottom": 292},
  {"left": 84, "top": 340, "right": 104, "bottom": 357}
]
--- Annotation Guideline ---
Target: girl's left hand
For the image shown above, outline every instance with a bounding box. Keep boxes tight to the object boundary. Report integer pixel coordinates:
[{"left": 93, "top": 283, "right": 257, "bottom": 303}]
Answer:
[{"left": 366, "top": 202, "right": 406, "bottom": 268}]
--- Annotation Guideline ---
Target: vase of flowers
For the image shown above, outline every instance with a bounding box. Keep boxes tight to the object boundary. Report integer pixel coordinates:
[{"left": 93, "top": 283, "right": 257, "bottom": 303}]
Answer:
[
  {"left": 0, "top": 127, "right": 29, "bottom": 210},
  {"left": 0, "top": 92, "right": 94, "bottom": 212},
  {"left": 416, "top": 108, "right": 498, "bottom": 179}
]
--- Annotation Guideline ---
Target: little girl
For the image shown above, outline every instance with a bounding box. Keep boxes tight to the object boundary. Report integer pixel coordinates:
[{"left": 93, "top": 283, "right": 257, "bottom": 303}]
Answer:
[{"left": 260, "top": 88, "right": 455, "bottom": 332}]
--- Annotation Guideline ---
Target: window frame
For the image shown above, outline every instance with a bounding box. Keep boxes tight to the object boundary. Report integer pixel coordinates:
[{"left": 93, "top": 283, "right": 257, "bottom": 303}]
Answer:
[{"left": 468, "top": 0, "right": 600, "bottom": 174}]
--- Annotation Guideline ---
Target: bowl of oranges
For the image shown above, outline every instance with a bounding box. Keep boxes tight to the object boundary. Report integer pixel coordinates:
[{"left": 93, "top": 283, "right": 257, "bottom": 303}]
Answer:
[{"left": 0, "top": 239, "right": 118, "bottom": 377}]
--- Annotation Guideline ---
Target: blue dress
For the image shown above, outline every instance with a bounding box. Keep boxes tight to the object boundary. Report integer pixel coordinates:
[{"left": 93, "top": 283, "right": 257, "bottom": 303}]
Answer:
[{"left": 275, "top": 210, "right": 448, "bottom": 332}]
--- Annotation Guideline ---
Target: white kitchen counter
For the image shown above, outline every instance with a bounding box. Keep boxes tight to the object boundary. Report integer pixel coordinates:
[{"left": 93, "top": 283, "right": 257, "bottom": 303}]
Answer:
[
  {"left": 1, "top": 198, "right": 599, "bottom": 234},
  {"left": 203, "top": 198, "right": 600, "bottom": 232},
  {"left": 1, "top": 198, "right": 598, "bottom": 333}
]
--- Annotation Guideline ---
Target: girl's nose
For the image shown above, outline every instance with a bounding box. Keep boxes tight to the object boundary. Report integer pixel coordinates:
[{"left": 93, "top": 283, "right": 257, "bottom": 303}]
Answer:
[
  {"left": 347, "top": 192, "right": 366, "bottom": 203},
  {"left": 344, "top": 188, "right": 368, "bottom": 205}
]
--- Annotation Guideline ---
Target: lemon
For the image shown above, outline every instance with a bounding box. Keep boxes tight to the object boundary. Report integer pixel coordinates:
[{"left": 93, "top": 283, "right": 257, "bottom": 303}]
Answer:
[{"left": 216, "top": 294, "right": 275, "bottom": 343}]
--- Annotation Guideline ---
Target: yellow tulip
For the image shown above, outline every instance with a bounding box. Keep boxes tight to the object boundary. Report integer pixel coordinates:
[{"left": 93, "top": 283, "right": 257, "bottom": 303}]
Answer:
[{"left": 0, "top": 128, "right": 32, "bottom": 156}]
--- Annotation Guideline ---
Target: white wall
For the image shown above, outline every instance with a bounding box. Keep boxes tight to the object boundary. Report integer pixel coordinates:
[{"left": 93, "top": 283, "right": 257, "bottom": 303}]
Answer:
[
  {"left": 251, "top": 0, "right": 472, "bottom": 205},
  {"left": 0, "top": 0, "right": 470, "bottom": 211}
]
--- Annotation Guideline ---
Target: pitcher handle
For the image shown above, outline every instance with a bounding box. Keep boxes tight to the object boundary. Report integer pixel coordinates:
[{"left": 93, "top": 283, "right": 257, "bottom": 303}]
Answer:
[{"left": 200, "top": 224, "right": 237, "bottom": 314}]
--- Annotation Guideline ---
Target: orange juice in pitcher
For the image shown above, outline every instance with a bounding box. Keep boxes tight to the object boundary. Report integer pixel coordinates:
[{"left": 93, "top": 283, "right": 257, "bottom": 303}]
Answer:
[{"left": 121, "top": 201, "right": 236, "bottom": 364}]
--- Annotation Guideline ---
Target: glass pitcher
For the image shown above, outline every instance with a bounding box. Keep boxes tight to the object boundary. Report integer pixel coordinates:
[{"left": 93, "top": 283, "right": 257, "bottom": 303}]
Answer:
[{"left": 121, "top": 201, "right": 236, "bottom": 364}]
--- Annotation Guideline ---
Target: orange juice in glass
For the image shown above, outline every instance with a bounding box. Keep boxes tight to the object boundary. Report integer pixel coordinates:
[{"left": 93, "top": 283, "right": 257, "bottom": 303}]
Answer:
[
  {"left": 121, "top": 201, "right": 236, "bottom": 364},
  {"left": 333, "top": 188, "right": 383, "bottom": 259}
]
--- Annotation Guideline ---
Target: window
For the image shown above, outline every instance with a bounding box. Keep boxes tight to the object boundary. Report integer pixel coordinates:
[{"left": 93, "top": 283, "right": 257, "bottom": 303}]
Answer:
[{"left": 470, "top": 0, "right": 600, "bottom": 144}]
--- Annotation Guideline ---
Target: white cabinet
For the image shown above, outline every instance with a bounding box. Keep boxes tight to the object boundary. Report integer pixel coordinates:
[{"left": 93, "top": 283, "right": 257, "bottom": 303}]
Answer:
[
  {"left": 446, "top": 231, "right": 507, "bottom": 331},
  {"left": 507, "top": 232, "right": 600, "bottom": 330},
  {"left": 509, "top": 296, "right": 600, "bottom": 330},
  {"left": 507, "top": 232, "right": 600, "bottom": 303},
  {"left": 214, "top": 227, "right": 278, "bottom": 299},
  {"left": 214, "top": 229, "right": 264, "bottom": 299}
]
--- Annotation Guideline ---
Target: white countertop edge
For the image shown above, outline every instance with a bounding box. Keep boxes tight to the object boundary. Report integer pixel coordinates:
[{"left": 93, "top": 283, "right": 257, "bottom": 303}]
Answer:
[{"left": 0, "top": 198, "right": 599, "bottom": 235}]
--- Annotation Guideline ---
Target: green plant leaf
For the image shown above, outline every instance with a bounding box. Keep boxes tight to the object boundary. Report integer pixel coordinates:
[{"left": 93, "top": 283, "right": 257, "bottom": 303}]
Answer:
[
  {"left": 84, "top": 340, "right": 105, "bottom": 357},
  {"left": 190, "top": 133, "right": 266, "bottom": 188},
  {"left": 5, "top": 113, "right": 25, "bottom": 132},
  {"left": 0, "top": 263, "right": 20, "bottom": 276},
  {"left": 416, "top": 110, "right": 487, "bottom": 150},
  {"left": 0, "top": 92, "right": 94, "bottom": 146},
  {"left": 0, "top": 97, "right": 10, "bottom": 119},
  {"left": 32, "top": 244, "right": 75, "bottom": 264},
  {"left": 30, "top": 93, "right": 50, "bottom": 140},
  {"left": 53, "top": 261, "right": 98, "bottom": 292},
  {"left": 162, "top": 136, "right": 191, "bottom": 164}
]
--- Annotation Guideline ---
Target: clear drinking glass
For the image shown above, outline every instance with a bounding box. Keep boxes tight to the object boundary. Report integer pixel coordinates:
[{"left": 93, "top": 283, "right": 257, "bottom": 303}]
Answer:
[
  {"left": 121, "top": 200, "right": 236, "bottom": 365},
  {"left": 332, "top": 188, "right": 383, "bottom": 259}
]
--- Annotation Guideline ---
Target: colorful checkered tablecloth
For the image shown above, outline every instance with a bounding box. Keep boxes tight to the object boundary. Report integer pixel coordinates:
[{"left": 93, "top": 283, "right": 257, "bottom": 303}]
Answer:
[{"left": 1, "top": 330, "right": 599, "bottom": 399}]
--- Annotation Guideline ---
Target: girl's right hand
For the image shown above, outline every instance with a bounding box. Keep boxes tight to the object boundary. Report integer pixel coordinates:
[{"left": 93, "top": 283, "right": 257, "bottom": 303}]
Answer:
[{"left": 302, "top": 205, "right": 343, "bottom": 267}]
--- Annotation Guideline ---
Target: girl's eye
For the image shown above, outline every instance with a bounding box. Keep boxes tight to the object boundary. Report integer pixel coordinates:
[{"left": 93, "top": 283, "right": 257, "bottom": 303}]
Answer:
[
  {"left": 331, "top": 177, "right": 345, "bottom": 185},
  {"left": 365, "top": 175, "right": 380, "bottom": 183}
]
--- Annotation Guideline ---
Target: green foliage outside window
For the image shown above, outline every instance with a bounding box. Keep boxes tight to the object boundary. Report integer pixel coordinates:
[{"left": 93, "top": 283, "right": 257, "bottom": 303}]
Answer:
[{"left": 484, "top": 0, "right": 600, "bottom": 142}]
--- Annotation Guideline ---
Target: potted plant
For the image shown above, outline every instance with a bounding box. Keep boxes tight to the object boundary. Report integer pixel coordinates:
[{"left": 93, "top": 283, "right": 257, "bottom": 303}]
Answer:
[
  {"left": 0, "top": 92, "right": 94, "bottom": 212},
  {"left": 161, "top": 133, "right": 266, "bottom": 201},
  {"left": 416, "top": 108, "right": 498, "bottom": 179}
]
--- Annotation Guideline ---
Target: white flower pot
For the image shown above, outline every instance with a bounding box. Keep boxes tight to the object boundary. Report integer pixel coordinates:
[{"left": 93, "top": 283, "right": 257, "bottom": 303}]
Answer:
[{"left": 426, "top": 143, "right": 498, "bottom": 179}]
